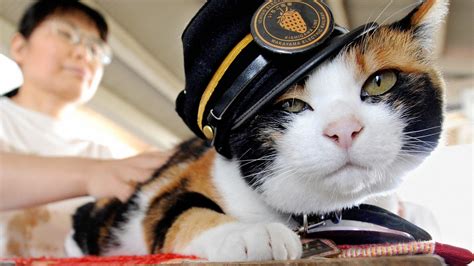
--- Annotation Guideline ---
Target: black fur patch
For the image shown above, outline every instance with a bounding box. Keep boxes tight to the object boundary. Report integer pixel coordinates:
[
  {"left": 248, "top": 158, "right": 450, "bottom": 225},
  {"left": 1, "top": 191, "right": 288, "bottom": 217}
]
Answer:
[
  {"left": 363, "top": 72, "right": 443, "bottom": 153},
  {"left": 151, "top": 190, "right": 224, "bottom": 253},
  {"left": 71, "top": 202, "right": 95, "bottom": 254},
  {"left": 72, "top": 199, "right": 124, "bottom": 255},
  {"left": 229, "top": 107, "right": 293, "bottom": 189}
]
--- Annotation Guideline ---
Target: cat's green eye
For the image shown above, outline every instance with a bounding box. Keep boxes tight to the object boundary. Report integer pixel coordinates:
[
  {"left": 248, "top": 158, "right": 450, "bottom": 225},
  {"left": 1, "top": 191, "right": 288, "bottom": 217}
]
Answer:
[
  {"left": 278, "top": 98, "right": 312, "bottom": 113},
  {"left": 361, "top": 70, "right": 398, "bottom": 97}
]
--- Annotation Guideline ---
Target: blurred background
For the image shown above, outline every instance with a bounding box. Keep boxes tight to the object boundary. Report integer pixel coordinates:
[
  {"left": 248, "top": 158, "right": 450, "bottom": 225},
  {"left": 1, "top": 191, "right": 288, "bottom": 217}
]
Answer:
[{"left": 0, "top": 0, "right": 472, "bottom": 251}]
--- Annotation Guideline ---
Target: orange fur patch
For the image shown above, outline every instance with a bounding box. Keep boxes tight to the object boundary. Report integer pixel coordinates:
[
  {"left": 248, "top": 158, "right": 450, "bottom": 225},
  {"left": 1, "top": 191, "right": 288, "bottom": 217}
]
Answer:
[
  {"left": 184, "top": 151, "right": 222, "bottom": 204},
  {"left": 355, "top": 50, "right": 367, "bottom": 74},
  {"left": 142, "top": 168, "right": 187, "bottom": 252},
  {"left": 411, "top": 0, "right": 436, "bottom": 26},
  {"left": 343, "top": 22, "right": 446, "bottom": 108},
  {"left": 98, "top": 210, "right": 117, "bottom": 248},
  {"left": 162, "top": 208, "right": 235, "bottom": 253},
  {"left": 95, "top": 198, "right": 114, "bottom": 210},
  {"left": 6, "top": 207, "right": 53, "bottom": 256},
  {"left": 348, "top": 26, "right": 443, "bottom": 96}
]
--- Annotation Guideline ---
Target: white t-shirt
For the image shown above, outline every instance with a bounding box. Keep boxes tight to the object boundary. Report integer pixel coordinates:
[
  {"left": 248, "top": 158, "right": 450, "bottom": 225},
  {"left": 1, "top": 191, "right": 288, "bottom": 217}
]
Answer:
[
  {"left": 0, "top": 97, "right": 113, "bottom": 158},
  {"left": 0, "top": 97, "right": 115, "bottom": 257}
]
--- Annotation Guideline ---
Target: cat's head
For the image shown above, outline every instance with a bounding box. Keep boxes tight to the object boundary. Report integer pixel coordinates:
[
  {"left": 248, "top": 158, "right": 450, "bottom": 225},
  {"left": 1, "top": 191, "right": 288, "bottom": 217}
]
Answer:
[{"left": 228, "top": 0, "right": 448, "bottom": 214}]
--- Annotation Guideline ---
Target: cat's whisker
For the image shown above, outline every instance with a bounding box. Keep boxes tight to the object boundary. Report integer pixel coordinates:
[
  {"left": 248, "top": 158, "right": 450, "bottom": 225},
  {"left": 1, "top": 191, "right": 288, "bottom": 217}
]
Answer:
[
  {"left": 358, "top": 0, "right": 384, "bottom": 52},
  {"left": 396, "top": 154, "right": 420, "bottom": 163},
  {"left": 240, "top": 161, "right": 271, "bottom": 169},
  {"left": 269, "top": 164, "right": 298, "bottom": 179},
  {"left": 244, "top": 164, "right": 276, "bottom": 181},
  {"left": 404, "top": 139, "right": 439, "bottom": 144},
  {"left": 403, "top": 139, "right": 440, "bottom": 146},
  {"left": 403, "top": 133, "right": 441, "bottom": 143},
  {"left": 404, "top": 132, "right": 442, "bottom": 140},
  {"left": 403, "top": 133, "right": 442, "bottom": 142},
  {"left": 253, "top": 166, "right": 299, "bottom": 190},
  {"left": 403, "top": 125, "right": 443, "bottom": 135},
  {"left": 239, "top": 156, "right": 276, "bottom": 167},
  {"left": 397, "top": 151, "right": 431, "bottom": 157},
  {"left": 359, "top": 0, "right": 394, "bottom": 52},
  {"left": 242, "top": 163, "right": 294, "bottom": 188},
  {"left": 403, "top": 144, "right": 438, "bottom": 151},
  {"left": 401, "top": 142, "right": 437, "bottom": 149},
  {"left": 378, "top": 1, "right": 421, "bottom": 26},
  {"left": 400, "top": 112, "right": 420, "bottom": 125},
  {"left": 238, "top": 152, "right": 277, "bottom": 166},
  {"left": 362, "top": 0, "right": 382, "bottom": 32},
  {"left": 399, "top": 147, "right": 433, "bottom": 152},
  {"left": 402, "top": 141, "right": 436, "bottom": 147},
  {"left": 403, "top": 140, "right": 439, "bottom": 150},
  {"left": 403, "top": 135, "right": 440, "bottom": 141},
  {"left": 240, "top": 161, "right": 272, "bottom": 175},
  {"left": 238, "top": 148, "right": 253, "bottom": 160},
  {"left": 373, "top": 0, "right": 394, "bottom": 26},
  {"left": 400, "top": 149, "right": 432, "bottom": 154}
]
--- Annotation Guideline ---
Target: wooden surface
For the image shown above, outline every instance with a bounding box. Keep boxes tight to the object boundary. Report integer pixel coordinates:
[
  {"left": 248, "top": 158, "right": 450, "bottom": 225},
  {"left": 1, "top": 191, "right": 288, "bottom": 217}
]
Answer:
[{"left": 164, "top": 255, "right": 445, "bottom": 266}]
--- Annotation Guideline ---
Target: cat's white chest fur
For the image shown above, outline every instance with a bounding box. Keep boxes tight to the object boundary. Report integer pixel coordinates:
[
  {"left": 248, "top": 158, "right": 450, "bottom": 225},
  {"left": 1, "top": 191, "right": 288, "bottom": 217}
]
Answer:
[{"left": 212, "top": 156, "right": 293, "bottom": 226}]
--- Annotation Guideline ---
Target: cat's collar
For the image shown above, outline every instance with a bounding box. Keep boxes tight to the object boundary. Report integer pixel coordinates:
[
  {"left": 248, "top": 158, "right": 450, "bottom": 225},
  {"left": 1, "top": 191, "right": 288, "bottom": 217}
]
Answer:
[
  {"left": 292, "top": 204, "right": 432, "bottom": 245},
  {"left": 293, "top": 210, "right": 342, "bottom": 236}
]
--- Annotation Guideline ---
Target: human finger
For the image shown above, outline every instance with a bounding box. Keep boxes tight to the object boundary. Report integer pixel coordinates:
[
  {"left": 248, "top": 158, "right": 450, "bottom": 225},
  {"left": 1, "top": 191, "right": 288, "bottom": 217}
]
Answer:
[
  {"left": 125, "top": 151, "right": 171, "bottom": 169},
  {"left": 118, "top": 167, "right": 155, "bottom": 183},
  {"left": 115, "top": 182, "right": 135, "bottom": 202}
]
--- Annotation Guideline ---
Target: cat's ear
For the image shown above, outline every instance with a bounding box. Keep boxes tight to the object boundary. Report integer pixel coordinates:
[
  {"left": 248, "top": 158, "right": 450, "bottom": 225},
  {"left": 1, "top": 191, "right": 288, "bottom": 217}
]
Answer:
[{"left": 392, "top": 0, "right": 449, "bottom": 53}]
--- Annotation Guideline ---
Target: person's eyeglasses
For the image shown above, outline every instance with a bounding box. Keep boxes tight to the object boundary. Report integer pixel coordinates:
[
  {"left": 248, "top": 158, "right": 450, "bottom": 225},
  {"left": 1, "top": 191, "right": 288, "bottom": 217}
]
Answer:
[{"left": 48, "top": 20, "right": 112, "bottom": 65}]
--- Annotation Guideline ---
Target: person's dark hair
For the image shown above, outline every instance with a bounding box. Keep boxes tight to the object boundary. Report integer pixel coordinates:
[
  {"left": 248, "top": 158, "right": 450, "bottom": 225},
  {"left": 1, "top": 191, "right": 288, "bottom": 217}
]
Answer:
[
  {"left": 3, "top": 88, "right": 19, "bottom": 98},
  {"left": 18, "top": 0, "right": 108, "bottom": 41}
]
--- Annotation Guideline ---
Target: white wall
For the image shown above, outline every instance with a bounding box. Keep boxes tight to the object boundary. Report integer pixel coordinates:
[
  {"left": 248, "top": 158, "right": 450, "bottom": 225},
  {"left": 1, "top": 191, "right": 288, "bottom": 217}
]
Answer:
[{"left": 398, "top": 144, "right": 473, "bottom": 251}]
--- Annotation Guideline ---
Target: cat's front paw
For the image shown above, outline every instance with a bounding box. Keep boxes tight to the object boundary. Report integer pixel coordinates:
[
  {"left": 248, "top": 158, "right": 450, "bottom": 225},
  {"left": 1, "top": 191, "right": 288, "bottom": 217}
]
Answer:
[{"left": 183, "top": 222, "right": 302, "bottom": 261}]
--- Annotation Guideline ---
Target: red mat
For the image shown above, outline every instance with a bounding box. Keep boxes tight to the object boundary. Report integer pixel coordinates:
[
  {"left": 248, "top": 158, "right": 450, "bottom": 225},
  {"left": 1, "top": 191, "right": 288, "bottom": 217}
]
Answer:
[
  {"left": 2, "top": 241, "right": 472, "bottom": 265},
  {"left": 2, "top": 253, "right": 200, "bottom": 265}
]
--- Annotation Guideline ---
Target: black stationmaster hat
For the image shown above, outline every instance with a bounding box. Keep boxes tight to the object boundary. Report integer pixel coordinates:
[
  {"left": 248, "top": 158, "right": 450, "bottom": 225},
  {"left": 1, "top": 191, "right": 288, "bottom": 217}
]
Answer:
[{"left": 176, "top": 0, "right": 378, "bottom": 158}]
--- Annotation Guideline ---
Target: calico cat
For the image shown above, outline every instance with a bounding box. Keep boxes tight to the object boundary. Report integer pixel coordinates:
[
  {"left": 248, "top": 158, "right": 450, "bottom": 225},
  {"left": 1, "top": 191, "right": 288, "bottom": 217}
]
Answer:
[{"left": 66, "top": 0, "right": 447, "bottom": 261}]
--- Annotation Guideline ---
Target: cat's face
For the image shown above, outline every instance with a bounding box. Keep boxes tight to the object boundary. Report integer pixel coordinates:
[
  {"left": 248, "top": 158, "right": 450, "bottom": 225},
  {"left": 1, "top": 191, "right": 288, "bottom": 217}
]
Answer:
[{"left": 229, "top": 0, "right": 447, "bottom": 214}]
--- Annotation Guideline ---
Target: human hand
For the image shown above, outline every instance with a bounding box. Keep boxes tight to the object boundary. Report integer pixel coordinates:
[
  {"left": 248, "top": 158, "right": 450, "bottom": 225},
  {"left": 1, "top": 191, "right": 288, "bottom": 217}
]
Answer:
[{"left": 85, "top": 151, "right": 171, "bottom": 202}]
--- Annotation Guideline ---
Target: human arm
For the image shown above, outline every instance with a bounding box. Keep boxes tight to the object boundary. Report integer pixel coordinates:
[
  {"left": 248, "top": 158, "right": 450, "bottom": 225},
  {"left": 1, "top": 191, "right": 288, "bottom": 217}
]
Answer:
[{"left": 0, "top": 151, "right": 170, "bottom": 211}]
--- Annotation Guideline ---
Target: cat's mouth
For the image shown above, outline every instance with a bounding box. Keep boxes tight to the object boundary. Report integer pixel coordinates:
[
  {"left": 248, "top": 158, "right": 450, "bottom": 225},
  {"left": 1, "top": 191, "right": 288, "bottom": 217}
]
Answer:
[{"left": 326, "top": 162, "right": 367, "bottom": 178}]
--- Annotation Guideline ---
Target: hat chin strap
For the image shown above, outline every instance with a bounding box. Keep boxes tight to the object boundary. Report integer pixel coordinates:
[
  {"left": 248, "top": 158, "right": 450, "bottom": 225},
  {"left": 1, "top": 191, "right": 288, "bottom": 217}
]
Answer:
[
  {"left": 197, "top": 34, "right": 255, "bottom": 140},
  {"left": 206, "top": 55, "right": 270, "bottom": 143}
]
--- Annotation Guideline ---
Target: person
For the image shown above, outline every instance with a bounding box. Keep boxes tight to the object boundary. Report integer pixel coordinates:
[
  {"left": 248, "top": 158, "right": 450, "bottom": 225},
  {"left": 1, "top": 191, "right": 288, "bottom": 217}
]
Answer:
[{"left": 0, "top": 0, "right": 169, "bottom": 257}]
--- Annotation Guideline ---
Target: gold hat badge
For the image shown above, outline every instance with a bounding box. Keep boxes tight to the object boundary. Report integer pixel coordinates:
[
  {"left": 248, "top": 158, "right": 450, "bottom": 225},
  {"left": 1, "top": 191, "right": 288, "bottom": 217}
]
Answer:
[
  {"left": 251, "top": 0, "right": 334, "bottom": 54},
  {"left": 278, "top": 6, "right": 307, "bottom": 34}
]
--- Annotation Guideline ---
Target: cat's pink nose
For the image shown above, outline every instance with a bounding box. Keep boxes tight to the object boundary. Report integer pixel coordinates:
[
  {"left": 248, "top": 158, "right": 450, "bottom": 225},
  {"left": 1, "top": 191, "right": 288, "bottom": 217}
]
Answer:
[{"left": 324, "top": 118, "right": 363, "bottom": 149}]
